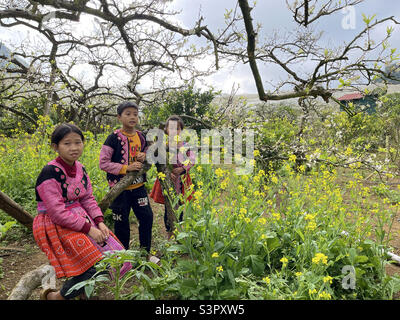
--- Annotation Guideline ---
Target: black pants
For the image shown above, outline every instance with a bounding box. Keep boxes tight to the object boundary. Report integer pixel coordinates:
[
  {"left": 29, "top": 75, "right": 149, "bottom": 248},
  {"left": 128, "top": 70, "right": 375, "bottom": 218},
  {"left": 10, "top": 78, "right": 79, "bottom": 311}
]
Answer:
[
  {"left": 60, "top": 266, "right": 97, "bottom": 299},
  {"left": 110, "top": 186, "right": 153, "bottom": 252}
]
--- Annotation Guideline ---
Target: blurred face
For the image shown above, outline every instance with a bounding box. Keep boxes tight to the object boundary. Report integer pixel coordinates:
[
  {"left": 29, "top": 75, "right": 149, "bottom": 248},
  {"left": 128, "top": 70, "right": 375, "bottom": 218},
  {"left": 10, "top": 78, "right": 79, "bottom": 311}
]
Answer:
[
  {"left": 166, "top": 120, "right": 182, "bottom": 138},
  {"left": 118, "top": 107, "right": 139, "bottom": 131},
  {"left": 52, "top": 132, "right": 84, "bottom": 165}
]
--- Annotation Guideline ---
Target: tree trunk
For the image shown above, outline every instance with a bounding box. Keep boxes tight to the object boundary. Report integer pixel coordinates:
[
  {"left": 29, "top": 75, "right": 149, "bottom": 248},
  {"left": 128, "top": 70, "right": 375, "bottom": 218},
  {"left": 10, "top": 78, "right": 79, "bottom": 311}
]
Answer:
[
  {"left": 0, "top": 190, "right": 34, "bottom": 229},
  {"left": 7, "top": 264, "right": 56, "bottom": 300},
  {"left": 155, "top": 163, "right": 178, "bottom": 230}
]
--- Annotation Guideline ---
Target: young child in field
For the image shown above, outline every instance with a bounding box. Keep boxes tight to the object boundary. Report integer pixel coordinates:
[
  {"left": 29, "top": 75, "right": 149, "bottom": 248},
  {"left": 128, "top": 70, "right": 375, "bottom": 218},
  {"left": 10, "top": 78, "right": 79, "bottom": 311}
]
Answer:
[
  {"left": 150, "top": 115, "right": 195, "bottom": 239},
  {"left": 99, "top": 101, "right": 155, "bottom": 255},
  {"left": 33, "top": 123, "right": 125, "bottom": 300}
]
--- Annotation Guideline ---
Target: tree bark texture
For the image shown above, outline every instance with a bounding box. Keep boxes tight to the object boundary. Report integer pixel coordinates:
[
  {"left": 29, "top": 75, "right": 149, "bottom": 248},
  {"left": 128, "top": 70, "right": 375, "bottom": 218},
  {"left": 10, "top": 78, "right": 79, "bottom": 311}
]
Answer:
[
  {"left": 7, "top": 264, "right": 56, "bottom": 300},
  {"left": 97, "top": 161, "right": 152, "bottom": 213}
]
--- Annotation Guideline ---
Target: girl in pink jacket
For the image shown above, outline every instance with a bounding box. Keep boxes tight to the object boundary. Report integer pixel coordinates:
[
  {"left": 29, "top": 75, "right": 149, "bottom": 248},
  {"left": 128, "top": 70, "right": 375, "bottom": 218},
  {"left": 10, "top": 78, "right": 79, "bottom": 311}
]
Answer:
[{"left": 33, "top": 123, "right": 127, "bottom": 300}]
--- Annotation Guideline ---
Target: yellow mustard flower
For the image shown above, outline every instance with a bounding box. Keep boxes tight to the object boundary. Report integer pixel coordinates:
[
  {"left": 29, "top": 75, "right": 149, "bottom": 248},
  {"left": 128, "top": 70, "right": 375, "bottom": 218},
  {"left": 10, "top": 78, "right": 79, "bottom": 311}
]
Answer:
[
  {"left": 309, "top": 288, "right": 317, "bottom": 295},
  {"left": 280, "top": 257, "right": 289, "bottom": 266},
  {"left": 157, "top": 172, "right": 166, "bottom": 181},
  {"left": 262, "top": 276, "right": 270, "bottom": 284},
  {"left": 258, "top": 217, "right": 267, "bottom": 225},
  {"left": 312, "top": 253, "right": 328, "bottom": 265},
  {"left": 221, "top": 180, "right": 228, "bottom": 190},
  {"left": 271, "top": 176, "right": 278, "bottom": 184},
  {"left": 215, "top": 167, "right": 224, "bottom": 178},
  {"left": 318, "top": 291, "right": 332, "bottom": 300}
]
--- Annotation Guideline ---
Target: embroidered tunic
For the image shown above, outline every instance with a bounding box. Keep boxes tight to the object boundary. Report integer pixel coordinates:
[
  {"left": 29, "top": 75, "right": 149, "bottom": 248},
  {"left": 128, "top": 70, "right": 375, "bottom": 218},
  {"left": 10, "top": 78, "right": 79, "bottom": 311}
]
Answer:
[
  {"left": 33, "top": 159, "right": 116, "bottom": 278},
  {"left": 99, "top": 129, "right": 148, "bottom": 189},
  {"left": 150, "top": 141, "right": 195, "bottom": 204}
]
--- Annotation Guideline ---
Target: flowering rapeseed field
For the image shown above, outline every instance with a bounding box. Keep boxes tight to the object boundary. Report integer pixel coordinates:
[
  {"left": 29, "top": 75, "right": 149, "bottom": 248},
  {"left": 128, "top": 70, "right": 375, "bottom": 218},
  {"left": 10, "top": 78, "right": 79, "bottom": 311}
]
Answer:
[{"left": 1, "top": 115, "right": 400, "bottom": 300}]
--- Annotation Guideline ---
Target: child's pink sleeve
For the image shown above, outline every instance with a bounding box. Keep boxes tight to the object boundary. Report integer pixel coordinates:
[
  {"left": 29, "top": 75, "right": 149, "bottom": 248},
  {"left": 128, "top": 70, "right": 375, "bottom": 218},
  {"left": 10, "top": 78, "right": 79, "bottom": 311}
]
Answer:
[{"left": 99, "top": 144, "right": 124, "bottom": 175}]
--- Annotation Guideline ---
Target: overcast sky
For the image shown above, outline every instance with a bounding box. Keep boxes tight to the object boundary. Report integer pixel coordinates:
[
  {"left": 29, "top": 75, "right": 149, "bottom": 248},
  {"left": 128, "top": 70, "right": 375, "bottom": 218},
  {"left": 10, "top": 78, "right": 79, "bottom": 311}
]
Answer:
[
  {"left": 172, "top": 0, "right": 400, "bottom": 94},
  {"left": 1, "top": 0, "right": 399, "bottom": 95}
]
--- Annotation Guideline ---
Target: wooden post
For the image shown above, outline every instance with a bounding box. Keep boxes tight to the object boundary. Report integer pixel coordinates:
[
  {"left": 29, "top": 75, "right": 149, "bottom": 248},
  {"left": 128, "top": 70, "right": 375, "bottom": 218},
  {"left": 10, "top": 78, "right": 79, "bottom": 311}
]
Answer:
[{"left": 0, "top": 190, "right": 34, "bottom": 229}]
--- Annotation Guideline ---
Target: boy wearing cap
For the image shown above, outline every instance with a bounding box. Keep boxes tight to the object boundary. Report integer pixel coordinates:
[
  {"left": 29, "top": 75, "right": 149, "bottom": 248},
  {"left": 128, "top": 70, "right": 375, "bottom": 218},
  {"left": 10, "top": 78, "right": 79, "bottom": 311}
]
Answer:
[{"left": 99, "top": 101, "right": 154, "bottom": 254}]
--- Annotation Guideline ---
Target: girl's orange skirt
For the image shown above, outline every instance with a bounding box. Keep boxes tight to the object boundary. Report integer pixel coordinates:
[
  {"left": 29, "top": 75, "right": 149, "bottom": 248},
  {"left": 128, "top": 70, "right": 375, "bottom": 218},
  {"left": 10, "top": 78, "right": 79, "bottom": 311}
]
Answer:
[{"left": 33, "top": 213, "right": 104, "bottom": 278}]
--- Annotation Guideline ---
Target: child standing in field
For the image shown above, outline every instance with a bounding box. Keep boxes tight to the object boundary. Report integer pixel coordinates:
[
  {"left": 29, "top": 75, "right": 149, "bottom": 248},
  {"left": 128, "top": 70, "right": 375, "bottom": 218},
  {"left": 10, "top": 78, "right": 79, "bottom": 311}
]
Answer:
[
  {"left": 99, "top": 101, "right": 155, "bottom": 256},
  {"left": 33, "top": 123, "right": 125, "bottom": 300},
  {"left": 150, "top": 115, "right": 195, "bottom": 239}
]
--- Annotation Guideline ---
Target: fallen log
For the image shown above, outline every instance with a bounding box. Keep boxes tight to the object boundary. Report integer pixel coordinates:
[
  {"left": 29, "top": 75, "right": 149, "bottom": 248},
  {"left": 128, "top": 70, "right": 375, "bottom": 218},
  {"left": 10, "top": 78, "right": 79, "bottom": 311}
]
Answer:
[
  {"left": 0, "top": 190, "right": 34, "bottom": 229},
  {"left": 98, "top": 161, "right": 152, "bottom": 213},
  {"left": 7, "top": 264, "right": 56, "bottom": 300}
]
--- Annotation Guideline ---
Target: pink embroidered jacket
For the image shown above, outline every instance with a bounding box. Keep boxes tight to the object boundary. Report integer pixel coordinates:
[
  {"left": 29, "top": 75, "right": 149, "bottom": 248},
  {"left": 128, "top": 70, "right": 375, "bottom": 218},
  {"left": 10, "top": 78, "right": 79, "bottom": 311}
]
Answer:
[
  {"left": 99, "top": 129, "right": 148, "bottom": 188},
  {"left": 169, "top": 141, "right": 196, "bottom": 193},
  {"left": 35, "top": 159, "right": 104, "bottom": 233}
]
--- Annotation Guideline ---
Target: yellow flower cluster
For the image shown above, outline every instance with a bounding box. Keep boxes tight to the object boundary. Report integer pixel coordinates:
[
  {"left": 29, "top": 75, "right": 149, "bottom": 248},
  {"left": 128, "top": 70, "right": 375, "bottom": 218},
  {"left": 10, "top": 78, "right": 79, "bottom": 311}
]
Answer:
[
  {"left": 215, "top": 167, "right": 224, "bottom": 177},
  {"left": 280, "top": 257, "right": 289, "bottom": 266},
  {"left": 262, "top": 276, "right": 270, "bottom": 284},
  {"left": 157, "top": 172, "right": 166, "bottom": 181},
  {"left": 271, "top": 211, "right": 281, "bottom": 221},
  {"left": 288, "top": 154, "right": 297, "bottom": 162},
  {"left": 306, "top": 220, "right": 317, "bottom": 231},
  {"left": 318, "top": 291, "right": 332, "bottom": 300},
  {"left": 308, "top": 288, "right": 317, "bottom": 295},
  {"left": 220, "top": 178, "right": 229, "bottom": 190},
  {"left": 258, "top": 217, "right": 267, "bottom": 225},
  {"left": 312, "top": 253, "right": 328, "bottom": 265}
]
